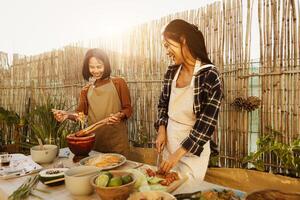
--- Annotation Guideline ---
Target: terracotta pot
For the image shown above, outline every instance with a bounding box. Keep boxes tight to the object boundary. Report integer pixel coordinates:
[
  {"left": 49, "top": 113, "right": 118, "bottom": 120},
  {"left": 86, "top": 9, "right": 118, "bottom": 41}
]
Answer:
[
  {"left": 66, "top": 133, "right": 95, "bottom": 141},
  {"left": 66, "top": 134, "right": 95, "bottom": 156}
]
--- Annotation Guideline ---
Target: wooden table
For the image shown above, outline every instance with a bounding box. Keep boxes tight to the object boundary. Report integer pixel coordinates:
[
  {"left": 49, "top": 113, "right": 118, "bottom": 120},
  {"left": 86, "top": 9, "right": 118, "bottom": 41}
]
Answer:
[{"left": 0, "top": 148, "right": 244, "bottom": 200}]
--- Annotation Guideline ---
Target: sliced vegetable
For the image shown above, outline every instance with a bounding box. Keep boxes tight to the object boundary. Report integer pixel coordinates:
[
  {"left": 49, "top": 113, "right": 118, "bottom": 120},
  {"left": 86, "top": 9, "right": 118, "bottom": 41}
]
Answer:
[
  {"left": 125, "top": 169, "right": 150, "bottom": 191},
  {"left": 149, "top": 184, "right": 168, "bottom": 191},
  {"left": 39, "top": 168, "right": 68, "bottom": 186},
  {"left": 96, "top": 174, "right": 110, "bottom": 187},
  {"left": 147, "top": 176, "right": 165, "bottom": 184}
]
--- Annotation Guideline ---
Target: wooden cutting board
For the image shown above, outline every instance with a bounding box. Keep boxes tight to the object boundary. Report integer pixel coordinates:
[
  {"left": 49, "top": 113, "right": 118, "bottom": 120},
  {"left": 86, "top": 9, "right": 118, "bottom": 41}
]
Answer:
[{"left": 166, "top": 174, "right": 188, "bottom": 193}]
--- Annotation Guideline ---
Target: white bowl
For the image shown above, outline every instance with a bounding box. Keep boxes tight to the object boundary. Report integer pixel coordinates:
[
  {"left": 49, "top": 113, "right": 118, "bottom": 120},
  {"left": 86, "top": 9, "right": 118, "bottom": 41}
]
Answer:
[
  {"left": 30, "top": 144, "right": 58, "bottom": 164},
  {"left": 64, "top": 166, "right": 99, "bottom": 196}
]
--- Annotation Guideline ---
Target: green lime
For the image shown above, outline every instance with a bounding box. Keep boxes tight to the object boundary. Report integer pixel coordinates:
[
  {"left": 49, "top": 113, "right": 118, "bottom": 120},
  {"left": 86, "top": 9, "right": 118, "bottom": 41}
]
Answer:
[
  {"left": 100, "top": 171, "right": 113, "bottom": 179},
  {"left": 96, "top": 174, "right": 110, "bottom": 187},
  {"left": 121, "top": 175, "right": 133, "bottom": 185},
  {"left": 108, "top": 177, "right": 123, "bottom": 187}
]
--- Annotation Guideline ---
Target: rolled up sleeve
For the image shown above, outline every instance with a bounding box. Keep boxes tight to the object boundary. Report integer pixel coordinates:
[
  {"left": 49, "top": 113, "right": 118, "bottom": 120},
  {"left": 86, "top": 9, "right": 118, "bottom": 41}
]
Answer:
[{"left": 181, "top": 70, "right": 223, "bottom": 156}]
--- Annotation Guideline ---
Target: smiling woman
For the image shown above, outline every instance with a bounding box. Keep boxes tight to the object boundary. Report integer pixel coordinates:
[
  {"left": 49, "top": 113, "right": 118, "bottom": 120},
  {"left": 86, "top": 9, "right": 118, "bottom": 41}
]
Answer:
[
  {"left": 155, "top": 19, "right": 223, "bottom": 180},
  {"left": 53, "top": 48, "right": 133, "bottom": 157}
]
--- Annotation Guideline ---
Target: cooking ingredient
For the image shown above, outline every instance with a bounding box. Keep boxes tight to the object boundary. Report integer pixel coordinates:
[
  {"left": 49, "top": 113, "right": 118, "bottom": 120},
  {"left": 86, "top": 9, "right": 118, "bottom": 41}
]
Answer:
[
  {"left": 122, "top": 175, "right": 133, "bottom": 184},
  {"left": 108, "top": 177, "right": 123, "bottom": 187},
  {"left": 8, "top": 175, "right": 47, "bottom": 200},
  {"left": 85, "top": 155, "right": 122, "bottom": 167},
  {"left": 100, "top": 171, "right": 113, "bottom": 179},
  {"left": 145, "top": 168, "right": 179, "bottom": 186},
  {"left": 147, "top": 176, "right": 164, "bottom": 184},
  {"left": 39, "top": 168, "right": 68, "bottom": 186},
  {"left": 125, "top": 169, "right": 149, "bottom": 190},
  {"left": 96, "top": 174, "right": 110, "bottom": 187}
]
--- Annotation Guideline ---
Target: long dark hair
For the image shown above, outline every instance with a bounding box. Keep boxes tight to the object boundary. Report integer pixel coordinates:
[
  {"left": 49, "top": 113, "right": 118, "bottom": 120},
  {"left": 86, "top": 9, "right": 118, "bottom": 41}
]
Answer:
[
  {"left": 82, "top": 48, "right": 111, "bottom": 81},
  {"left": 163, "top": 19, "right": 212, "bottom": 64}
]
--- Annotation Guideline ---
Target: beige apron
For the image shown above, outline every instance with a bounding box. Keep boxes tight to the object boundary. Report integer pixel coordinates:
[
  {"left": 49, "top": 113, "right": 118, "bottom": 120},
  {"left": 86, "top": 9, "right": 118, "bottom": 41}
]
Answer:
[
  {"left": 87, "top": 80, "right": 129, "bottom": 157},
  {"left": 163, "top": 61, "right": 212, "bottom": 180}
]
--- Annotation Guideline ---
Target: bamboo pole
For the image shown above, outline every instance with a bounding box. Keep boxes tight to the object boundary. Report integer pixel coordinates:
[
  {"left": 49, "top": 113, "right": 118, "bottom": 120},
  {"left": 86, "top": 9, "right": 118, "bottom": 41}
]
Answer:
[{"left": 290, "top": 0, "right": 298, "bottom": 140}]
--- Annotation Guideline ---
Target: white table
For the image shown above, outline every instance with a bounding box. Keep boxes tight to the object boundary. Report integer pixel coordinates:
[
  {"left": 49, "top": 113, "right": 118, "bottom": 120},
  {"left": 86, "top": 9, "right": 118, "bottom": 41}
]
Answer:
[{"left": 0, "top": 148, "right": 244, "bottom": 200}]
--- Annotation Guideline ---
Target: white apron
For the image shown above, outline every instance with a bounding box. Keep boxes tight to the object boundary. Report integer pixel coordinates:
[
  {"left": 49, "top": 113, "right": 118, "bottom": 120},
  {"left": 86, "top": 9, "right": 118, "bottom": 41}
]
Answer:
[{"left": 163, "top": 61, "right": 213, "bottom": 180}]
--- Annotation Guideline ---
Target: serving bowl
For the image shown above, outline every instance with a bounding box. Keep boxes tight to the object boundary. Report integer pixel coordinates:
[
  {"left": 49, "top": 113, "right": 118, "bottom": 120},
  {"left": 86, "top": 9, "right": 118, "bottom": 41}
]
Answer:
[
  {"left": 30, "top": 144, "right": 58, "bottom": 164},
  {"left": 64, "top": 166, "right": 99, "bottom": 195},
  {"left": 91, "top": 170, "right": 136, "bottom": 200}
]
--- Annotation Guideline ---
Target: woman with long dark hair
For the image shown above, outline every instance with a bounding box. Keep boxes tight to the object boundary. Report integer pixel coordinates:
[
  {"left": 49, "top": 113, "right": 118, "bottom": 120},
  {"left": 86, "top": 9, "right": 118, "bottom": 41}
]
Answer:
[
  {"left": 155, "top": 19, "right": 223, "bottom": 179},
  {"left": 54, "top": 48, "right": 132, "bottom": 156}
]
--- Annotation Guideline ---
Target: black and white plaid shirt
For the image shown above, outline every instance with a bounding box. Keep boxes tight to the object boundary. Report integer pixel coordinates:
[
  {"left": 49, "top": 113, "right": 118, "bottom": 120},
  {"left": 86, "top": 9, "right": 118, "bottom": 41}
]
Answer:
[{"left": 154, "top": 64, "right": 223, "bottom": 156}]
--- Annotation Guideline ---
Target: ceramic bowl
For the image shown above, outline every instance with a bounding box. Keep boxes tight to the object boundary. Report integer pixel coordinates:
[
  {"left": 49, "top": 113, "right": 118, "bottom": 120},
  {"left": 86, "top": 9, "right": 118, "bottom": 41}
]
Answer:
[
  {"left": 66, "top": 133, "right": 95, "bottom": 156},
  {"left": 30, "top": 144, "right": 58, "bottom": 164},
  {"left": 64, "top": 166, "right": 99, "bottom": 196}
]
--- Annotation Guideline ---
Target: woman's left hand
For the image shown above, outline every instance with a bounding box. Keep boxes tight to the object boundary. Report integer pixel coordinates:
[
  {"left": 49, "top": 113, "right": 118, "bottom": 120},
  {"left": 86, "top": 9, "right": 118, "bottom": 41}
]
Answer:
[
  {"left": 107, "top": 112, "right": 123, "bottom": 124},
  {"left": 159, "top": 147, "right": 187, "bottom": 173}
]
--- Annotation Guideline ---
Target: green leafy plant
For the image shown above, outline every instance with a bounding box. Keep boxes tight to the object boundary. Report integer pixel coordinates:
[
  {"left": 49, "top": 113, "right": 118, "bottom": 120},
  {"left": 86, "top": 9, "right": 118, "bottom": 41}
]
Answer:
[
  {"left": 131, "top": 125, "right": 151, "bottom": 147},
  {"left": 242, "top": 126, "right": 300, "bottom": 176},
  {"left": 0, "top": 106, "right": 24, "bottom": 147},
  {"left": 0, "top": 107, "right": 21, "bottom": 126},
  {"left": 21, "top": 97, "right": 78, "bottom": 149},
  {"left": 209, "top": 155, "right": 220, "bottom": 167}
]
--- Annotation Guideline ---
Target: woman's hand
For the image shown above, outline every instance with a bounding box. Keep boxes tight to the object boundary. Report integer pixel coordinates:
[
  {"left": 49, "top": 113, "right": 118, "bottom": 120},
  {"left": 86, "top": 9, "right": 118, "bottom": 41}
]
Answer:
[
  {"left": 107, "top": 112, "right": 123, "bottom": 125},
  {"left": 52, "top": 109, "right": 69, "bottom": 122},
  {"left": 156, "top": 125, "right": 167, "bottom": 153},
  {"left": 159, "top": 147, "right": 187, "bottom": 174}
]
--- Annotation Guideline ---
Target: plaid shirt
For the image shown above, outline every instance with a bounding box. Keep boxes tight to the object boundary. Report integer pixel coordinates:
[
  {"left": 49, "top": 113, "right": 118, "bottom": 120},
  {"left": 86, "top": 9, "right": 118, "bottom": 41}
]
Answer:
[{"left": 154, "top": 64, "right": 223, "bottom": 156}]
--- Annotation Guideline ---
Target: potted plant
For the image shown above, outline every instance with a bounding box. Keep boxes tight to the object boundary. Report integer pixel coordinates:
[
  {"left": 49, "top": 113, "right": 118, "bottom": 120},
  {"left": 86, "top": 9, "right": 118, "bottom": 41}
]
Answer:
[
  {"left": 242, "top": 126, "right": 300, "bottom": 177},
  {"left": 21, "top": 97, "right": 79, "bottom": 150},
  {"left": 0, "top": 106, "right": 24, "bottom": 153}
]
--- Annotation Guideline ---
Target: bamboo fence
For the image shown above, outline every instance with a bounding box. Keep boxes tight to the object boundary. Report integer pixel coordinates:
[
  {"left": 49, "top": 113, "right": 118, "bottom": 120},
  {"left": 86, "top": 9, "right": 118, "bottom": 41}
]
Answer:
[
  {"left": 0, "top": 0, "right": 299, "bottom": 168},
  {"left": 257, "top": 0, "right": 300, "bottom": 171}
]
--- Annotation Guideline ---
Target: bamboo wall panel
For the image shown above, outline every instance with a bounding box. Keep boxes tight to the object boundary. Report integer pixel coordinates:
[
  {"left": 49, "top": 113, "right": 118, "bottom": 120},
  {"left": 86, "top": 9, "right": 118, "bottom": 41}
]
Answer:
[{"left": 258, "top": 0, "right": 300, "bottom": 170}]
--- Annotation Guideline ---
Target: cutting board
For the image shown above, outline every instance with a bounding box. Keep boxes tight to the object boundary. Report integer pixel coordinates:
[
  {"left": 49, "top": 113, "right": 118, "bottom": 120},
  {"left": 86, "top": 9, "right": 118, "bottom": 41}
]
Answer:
[
  {"left": 166, "top": 174, "right": 188, "bottom": 193},
  {"left": 139, "top": 166, "right": 189, "bottom": 193}
]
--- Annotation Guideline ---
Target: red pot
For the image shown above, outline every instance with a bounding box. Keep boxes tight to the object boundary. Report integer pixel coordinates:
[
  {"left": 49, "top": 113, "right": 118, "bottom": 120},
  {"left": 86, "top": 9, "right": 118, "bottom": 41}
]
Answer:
[
  {"left": 66, "top": 134, "right": 95, "bottom": 156},
  {"left": 66, "top": 133, "right": 95, "bottom": 141}
]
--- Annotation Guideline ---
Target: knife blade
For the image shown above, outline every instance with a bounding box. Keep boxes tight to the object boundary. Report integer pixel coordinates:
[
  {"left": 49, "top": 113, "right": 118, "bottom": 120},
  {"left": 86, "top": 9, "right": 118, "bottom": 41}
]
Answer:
[{"left": 156, "top": 152, "right": 162, "bottom": 170}]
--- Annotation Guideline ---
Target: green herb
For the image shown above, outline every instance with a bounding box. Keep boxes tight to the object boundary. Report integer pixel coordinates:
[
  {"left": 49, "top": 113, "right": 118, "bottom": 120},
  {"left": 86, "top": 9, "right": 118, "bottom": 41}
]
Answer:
[{"left": 8, "top": 175, "right": 45, "bottom": 200}]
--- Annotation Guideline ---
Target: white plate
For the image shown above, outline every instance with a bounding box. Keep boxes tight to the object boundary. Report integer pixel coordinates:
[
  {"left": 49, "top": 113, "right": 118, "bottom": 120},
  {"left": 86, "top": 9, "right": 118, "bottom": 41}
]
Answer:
[
  {"left": 79, "top": 153, "right": 126, "bottom": 170},
  {"left": 128, "top": 191, "right": 176, "bottom": 200}
]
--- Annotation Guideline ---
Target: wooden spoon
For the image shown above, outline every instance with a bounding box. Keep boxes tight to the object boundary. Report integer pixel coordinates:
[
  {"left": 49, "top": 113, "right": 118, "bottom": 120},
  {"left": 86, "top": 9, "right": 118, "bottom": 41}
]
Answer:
[{"left": 75, "top": 118, "right": 109, "bottom": 137}]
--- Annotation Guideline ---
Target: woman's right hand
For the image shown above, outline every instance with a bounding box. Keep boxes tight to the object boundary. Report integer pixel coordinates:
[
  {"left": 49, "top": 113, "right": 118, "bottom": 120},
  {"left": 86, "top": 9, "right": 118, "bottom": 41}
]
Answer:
[
  {"left": 52, "top": 109, "right": 69, "bottom": 122},
  {"left": 156, "top": 125, "right": 167, "bottom": 153}
]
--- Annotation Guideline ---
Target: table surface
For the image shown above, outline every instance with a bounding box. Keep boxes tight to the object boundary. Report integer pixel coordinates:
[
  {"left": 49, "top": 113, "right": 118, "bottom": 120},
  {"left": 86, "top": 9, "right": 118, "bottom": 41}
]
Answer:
[{"left": 0, "top": 148, "right": 245, "bottom": 200}]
